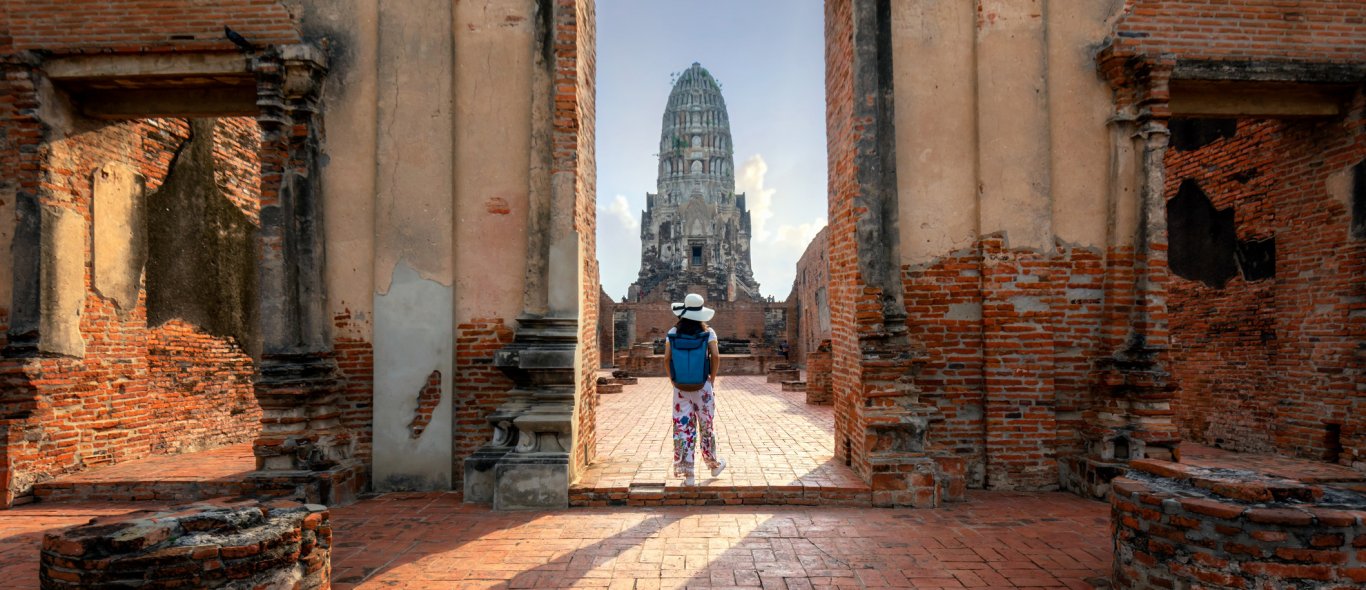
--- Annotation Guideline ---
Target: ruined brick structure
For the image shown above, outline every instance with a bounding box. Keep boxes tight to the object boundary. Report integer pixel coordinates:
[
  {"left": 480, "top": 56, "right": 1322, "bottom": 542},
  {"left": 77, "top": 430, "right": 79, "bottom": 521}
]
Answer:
[
  {"left": 40, "top": 499, "right": 331, "bottom": 589},
  {"left": 788, "top": 226, "right": 831, "bottom": 367},
  {"left": 0, "top": 114, "right": 264, "bottom": 506},
  {"left": 1165, "top": 114, "right": 1365, "bottom": 468},
  {"left": 609, "top": 62, "right": 790, "bottom": 354},
  {"left": 0, "top": 11, "right": 1361, "bottom": 590},
  {"left": 628, "top": 63, "right": 759, "bottom": 304}
]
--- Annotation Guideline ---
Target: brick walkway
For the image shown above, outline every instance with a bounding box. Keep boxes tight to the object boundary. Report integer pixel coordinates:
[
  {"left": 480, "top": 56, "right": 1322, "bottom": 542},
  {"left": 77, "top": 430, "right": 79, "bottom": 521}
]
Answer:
[
  {"left": 0, "top": 491, "right": 1112, "bottom": 589},
  {"left": 575, "top": 376, "right": 868, "bottom": 506},
  {"left": 31, "top": 443, "right": 255, "bottom": 503}
]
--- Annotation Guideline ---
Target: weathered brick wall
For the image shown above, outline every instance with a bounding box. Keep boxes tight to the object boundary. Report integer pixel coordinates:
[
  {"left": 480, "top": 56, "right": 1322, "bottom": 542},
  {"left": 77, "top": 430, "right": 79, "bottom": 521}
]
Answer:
[
  {"left": 615, "top": 299, "right": 780, "bottom": 348},
  {"left": 1113, "top": 0, "right": 1366, "bottom": 62},
  {"left": 568, "top": 0, "right": 599, "bottom": 476},
  {"left": 1166, "top": 105, "right": 1365, "bottom": 466},
  {"left": 824, "top": 0, "right": 871, "bottom": 479},
  {"left": 452, "top": 319, "right": 515, "bottom": 488},
  {"left": 332, "top": 312, "right": 373, "bottom": 467},
  {"left": 598, "top": 287, "right": 614, "bottom": 367},
  {"left": 5, "top": 0, "right": 300, "bottom": 54},
  {"left": 2, "top": 117, "right": 262, "bottom": 504},
  {"left": 791, "top": 226, "right": 830, "bottom": 366}
]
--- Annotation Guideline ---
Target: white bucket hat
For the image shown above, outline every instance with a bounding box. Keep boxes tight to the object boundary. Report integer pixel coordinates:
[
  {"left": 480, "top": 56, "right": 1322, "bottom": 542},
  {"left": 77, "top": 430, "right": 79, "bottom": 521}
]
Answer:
[{"left": 672, "top": 293, "right": 715, "bottom": 322}]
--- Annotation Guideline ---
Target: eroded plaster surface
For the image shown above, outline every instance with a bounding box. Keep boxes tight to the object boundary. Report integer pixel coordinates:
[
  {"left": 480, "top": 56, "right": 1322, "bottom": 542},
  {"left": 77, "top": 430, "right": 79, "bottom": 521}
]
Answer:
[
  {"left": 976, "top": 0, "right": 1053, "bottom": 250},
  {"left": 373, "top": 0, "right": 455, "bottom": 294},
  {"left": 308, "top": 0, "right": 379, "bottom": 337},
  {"left": 893, "top": 0, "right": 1123, "bottom": 262},
  {"left": 892, "top": 0, "right": 979, "bottom": 265},
  {"left": 0, "top": 180, "right": 14, "bottom": 323},
  {"left": 373, "top": 261, "right": 453, "bottom": 491},
  {"left": 92, "top": 162, "right": 146, "bottom": 318},
  {"left": 39, "top": 205, "right": 86, "bottom": 357},
  {"left": 1047, "top": 0, "right": 1127, "bottom": 249},
  {"left": 453, "top": 0, "right": 535, "bottom": 324}
]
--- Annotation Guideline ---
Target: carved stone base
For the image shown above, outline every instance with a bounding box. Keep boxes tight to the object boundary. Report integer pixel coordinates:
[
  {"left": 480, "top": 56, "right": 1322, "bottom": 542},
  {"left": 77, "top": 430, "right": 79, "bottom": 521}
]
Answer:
[
  {"left": 243, "top": 459, "right": 367, "bottom": 506},
  {"left": 463, "top": 446, "right": 513, "bottom": 503},
  {"left": 493, "top": 453, "right": 570, "bottom": 511}
]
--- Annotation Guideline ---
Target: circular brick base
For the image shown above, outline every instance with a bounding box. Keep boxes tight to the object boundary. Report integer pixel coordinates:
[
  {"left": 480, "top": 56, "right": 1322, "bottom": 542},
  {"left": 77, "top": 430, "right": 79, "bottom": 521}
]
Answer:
[
  {"left": 1112, "top": 460, "right": 1366, "bottom": 589},
  {"left": 41, "top": 498, "right": 331, "bottom": 589}
]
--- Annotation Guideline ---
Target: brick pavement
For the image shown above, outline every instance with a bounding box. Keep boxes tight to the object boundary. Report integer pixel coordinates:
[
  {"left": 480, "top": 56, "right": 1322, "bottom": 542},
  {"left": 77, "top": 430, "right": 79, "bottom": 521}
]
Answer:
[
  {"left": 0, "top": 490, "right": 1112, "bottom": 589},
  {"left": 575, "top": 376, "right": 868, "bottom": 505},
  {"left": 329, "top": 491, "right": 1113, "bottom": 589}
]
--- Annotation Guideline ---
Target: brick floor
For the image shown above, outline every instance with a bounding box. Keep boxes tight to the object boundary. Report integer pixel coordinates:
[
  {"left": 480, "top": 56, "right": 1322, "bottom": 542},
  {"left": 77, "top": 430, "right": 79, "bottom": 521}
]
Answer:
[
  {"left": 575, "top": 376, "right": 868, "bottom": 506},
  {"left": 31, "top": 443, "right": 255, "bottom": 503},
  {"left": 0, "top": 490, "right": 1112, "bottom": 589}
]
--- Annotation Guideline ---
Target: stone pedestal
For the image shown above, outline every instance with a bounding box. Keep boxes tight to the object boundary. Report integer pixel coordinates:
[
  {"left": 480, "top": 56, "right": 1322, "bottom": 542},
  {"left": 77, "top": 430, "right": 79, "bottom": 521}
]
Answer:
[
  {"left": 494, "top": 454, "right": 570, "bottom": 511},
  {"left": 464, "top": 317, "right": 577, "bottom": 510}
]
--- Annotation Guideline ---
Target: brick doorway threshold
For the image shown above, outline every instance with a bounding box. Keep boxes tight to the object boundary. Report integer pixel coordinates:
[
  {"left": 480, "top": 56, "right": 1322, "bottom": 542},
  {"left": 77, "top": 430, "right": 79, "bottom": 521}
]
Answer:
[{"left": 573, "top": 375, "right": 870, "bottom": 507}]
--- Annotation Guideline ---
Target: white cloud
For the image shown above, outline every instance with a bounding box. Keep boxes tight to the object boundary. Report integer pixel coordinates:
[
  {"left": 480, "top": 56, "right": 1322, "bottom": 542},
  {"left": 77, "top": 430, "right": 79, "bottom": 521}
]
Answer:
[
  {"left": 735, "top": 154, "right": 776, "bottom": 242},
  {"left": 606, "top": 194, "right": 638, "bottom": 232},
  {"left": 772, "top": 217, "right": 827, "bottom": 249}
]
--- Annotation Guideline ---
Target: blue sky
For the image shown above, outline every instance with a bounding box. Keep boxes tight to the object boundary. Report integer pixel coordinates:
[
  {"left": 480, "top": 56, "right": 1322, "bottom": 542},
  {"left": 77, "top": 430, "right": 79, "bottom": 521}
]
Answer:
[{"left": 596, "top": 0, "right": 827, "bottom": 301}]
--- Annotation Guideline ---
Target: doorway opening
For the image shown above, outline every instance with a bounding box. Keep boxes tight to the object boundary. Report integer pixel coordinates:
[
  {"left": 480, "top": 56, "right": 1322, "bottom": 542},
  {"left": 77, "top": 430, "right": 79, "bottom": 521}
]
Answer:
[
  {"left": 584, "top": 0, "right": 852, "bottom": 504},
  {"left": 2, "top": 58, "right": 269, "bottom": 506}
]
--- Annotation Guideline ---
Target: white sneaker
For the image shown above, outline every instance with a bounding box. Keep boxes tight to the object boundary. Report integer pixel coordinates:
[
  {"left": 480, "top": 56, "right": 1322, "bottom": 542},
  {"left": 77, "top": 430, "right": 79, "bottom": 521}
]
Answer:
[
  {"left": 711, "top": 459, "right": 727, "bottom": 477},
  {"left": 682, "top": 475, "right": 695, "bottom": 486}
]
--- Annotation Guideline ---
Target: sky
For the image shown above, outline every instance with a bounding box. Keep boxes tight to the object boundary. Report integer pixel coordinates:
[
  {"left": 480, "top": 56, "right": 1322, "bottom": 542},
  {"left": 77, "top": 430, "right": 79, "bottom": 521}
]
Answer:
[{"left": 595, "top": 0, "right": 827, "bottom": 301}]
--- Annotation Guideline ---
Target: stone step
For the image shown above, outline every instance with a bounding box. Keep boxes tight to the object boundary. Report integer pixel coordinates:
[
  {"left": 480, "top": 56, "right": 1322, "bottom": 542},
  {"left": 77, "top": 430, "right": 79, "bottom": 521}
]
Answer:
[
  {"left": 30, "top": 444, "right": 256, "bottom": 504},
  {"left": 781, "top": 380, "right": 807, "bottom": 392},
  {"left": 34, "top": 478, "right": 246, "bottom": 504},
  {"left": 766, "top": 369, "right": 800, "bottom": 383},
  {"left": 598, "top": 382, "right": 624, "bottom": 394},
  {"left": 572, "top": 482, "right": 871, "bottom": 508}
]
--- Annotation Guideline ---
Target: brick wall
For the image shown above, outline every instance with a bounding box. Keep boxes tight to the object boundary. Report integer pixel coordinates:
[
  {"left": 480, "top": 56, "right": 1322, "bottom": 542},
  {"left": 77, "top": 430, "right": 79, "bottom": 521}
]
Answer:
[
  {"left": 4, "top": 0, "right": 301, "bottom": 54},
  {"left": 567, "top": 0, "right": 599, "bottom": 476},
  {"left": 332, "top": 312, "right": 373, "bottom": 467},
  {"left": 1113, "top": 0, "right": 1366, "bottom": 62},
  {"left": 790, "top": 226, "right": 830, "bottom": 366},
  {"left": 614, "top": 299, "right": 782, "bottom": 348},
  {"left": 1, "top": 117, "right": 262, "bottom": 505},
  {"left": 824, "top": 0, "right": 871, "bottom": 479},
  {"left": 1166, "top": 104, "right": 1366, "bottom": 466},
  {"left": 452, "top": 319, "right": 515, "bottom": 488}
]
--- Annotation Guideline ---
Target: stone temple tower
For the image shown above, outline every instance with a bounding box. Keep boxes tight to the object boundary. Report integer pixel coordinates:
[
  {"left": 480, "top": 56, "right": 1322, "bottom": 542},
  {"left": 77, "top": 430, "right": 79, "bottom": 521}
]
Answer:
[{"left": 628, "top": 63, "right": 761, "bottom": 303}]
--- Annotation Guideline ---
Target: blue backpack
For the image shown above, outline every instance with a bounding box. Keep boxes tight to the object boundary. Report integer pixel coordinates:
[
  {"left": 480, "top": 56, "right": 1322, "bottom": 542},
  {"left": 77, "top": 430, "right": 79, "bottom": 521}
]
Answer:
[{"left": 667, "top": 331, "right": 711, "bottom": 391}]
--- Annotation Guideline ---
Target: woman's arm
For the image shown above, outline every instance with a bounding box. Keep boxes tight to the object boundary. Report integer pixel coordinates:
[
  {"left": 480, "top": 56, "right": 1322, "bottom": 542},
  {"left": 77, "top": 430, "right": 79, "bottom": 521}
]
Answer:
[
  {"left": 708, "top": 339, "right": 720, "bottom": 383},
  {"left": 664, "top": 339, "right": 673, "bottom": 382}
]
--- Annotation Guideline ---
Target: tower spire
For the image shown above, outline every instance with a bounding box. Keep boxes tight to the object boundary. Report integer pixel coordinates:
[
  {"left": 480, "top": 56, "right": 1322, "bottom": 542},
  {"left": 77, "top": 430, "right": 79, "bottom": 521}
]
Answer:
[{"left": 628, "top": 63, "right": 761, "bottom": 303}]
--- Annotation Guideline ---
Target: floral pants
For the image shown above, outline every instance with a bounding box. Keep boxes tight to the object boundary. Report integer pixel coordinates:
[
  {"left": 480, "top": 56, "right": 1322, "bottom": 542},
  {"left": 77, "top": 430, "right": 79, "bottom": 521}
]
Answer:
[{"left": 672, "top": 381, "right": 720, "bottom": 477}]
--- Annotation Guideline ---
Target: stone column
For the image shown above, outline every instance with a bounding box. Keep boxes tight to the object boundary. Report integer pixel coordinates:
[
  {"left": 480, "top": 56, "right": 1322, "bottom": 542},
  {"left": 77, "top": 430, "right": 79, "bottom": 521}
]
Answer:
[
  {"left": 247, "top": 45, "right": 362, "bottom": 504},
  {"left": 1, "top": 56, "right": 60, "bottom": 507},
  {"left": 827, "top": 0, "right": 963, "bottom": 508},
  {"left": 465, "top": 0, "right": 586, "bottom": 510},
  {"left": 1073, "top": 50, "right": 1182, "bottom": 498}
]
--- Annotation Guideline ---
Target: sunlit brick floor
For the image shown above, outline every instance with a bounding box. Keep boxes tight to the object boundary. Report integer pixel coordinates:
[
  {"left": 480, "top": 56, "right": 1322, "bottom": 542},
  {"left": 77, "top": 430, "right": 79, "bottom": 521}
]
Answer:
[
  {"left": 575, "top": 376, "right": 867, "bottom": 504},
  {"left": 0, "top": 491, "right": 1112, "bottom": 589}
]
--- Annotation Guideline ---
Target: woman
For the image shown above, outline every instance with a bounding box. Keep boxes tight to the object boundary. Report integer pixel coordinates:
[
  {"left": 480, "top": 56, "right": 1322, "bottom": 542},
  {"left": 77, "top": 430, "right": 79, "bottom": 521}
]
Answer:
[{"left": 665, "top": 293, "right": 727, "bottom": 486}]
